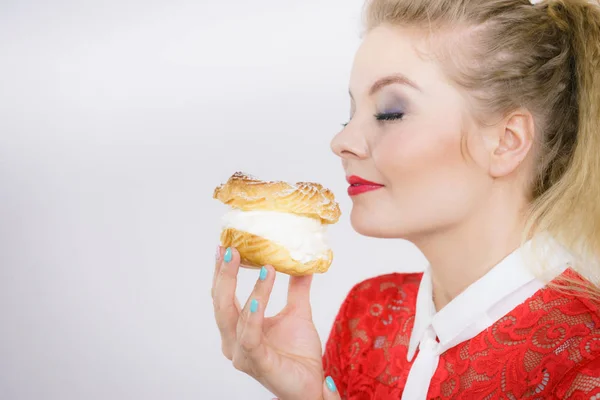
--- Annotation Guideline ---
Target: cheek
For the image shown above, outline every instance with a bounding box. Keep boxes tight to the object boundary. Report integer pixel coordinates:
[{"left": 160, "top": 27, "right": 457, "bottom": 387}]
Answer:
[
  {"left": 370, "top": 119, "right": 481, "bottom": 226},
  {"left": 374, "top": 121, "right": 465, "bottom": 186}
]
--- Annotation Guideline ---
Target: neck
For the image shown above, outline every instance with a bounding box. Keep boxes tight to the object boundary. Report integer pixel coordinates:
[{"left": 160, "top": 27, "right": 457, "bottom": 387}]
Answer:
[{"left": 413, "top": 197, "right": 527, "bottom": 311}]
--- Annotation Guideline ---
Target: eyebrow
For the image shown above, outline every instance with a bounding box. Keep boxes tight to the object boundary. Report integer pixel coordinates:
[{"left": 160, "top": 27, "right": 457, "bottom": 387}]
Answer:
[{"left": 349, "top": 73, "right": 422, "bottom": 99}]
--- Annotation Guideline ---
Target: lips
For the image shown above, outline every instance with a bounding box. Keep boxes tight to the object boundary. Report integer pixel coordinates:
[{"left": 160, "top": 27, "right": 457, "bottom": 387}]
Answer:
[{"left": 346, "top": 175, "right": 384, "bottom": 196}]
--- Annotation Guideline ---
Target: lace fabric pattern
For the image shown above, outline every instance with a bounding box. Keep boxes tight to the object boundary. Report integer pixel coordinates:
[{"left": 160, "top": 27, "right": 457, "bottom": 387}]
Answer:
[{"left": 323, "top": 271, "right": 600, "bottom": 399}]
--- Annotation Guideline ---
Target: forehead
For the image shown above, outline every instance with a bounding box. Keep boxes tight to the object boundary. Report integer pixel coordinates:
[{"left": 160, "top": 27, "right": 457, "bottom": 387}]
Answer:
[{"left": 349, "top": 24, "right": 446, "bottom": 97}]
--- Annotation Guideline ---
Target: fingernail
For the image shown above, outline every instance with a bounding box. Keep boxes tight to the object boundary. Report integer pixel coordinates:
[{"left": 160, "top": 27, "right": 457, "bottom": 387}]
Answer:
[
  {"left": 325, "top": 376, "right": 337, "bottom": 392},
  {"left": 259, "top": 266, "right": 268, "bottom": 281},
  {"left": 215, "top": 245, "right": 221, "bottom": 262},
  {"left": 250, "top": 299, "right": 258, "bottom": 313},
  {"left": 223, "top": 247, "right": 232, "bottom": 263}
]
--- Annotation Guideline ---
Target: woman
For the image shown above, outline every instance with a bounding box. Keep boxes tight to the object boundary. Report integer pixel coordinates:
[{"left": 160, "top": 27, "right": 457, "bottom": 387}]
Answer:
[{"left": 212, "top": 0, "right": 600, "bottom": 398}]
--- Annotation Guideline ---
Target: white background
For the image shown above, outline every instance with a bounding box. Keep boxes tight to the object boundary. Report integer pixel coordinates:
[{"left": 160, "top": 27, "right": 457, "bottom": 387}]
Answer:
[{"left": 0, "top": 1, "right": 427, "bottom": 399}]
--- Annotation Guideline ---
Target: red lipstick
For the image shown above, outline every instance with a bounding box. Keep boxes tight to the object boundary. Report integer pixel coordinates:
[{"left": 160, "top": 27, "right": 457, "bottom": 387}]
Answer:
[{"left": 346, "top": 175, "right": 384, "bottom": 196}]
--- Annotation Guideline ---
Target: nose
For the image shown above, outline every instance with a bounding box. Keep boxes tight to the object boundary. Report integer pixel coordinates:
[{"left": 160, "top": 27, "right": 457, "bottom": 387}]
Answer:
[{"left": 330, "top": 122, "right": 369, "bottom": 160}]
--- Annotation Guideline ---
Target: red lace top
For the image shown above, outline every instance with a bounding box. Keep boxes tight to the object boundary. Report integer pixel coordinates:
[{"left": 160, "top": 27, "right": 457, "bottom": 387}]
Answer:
[{"left": 323, "top": 271, "right": 600, "bottom": 399}]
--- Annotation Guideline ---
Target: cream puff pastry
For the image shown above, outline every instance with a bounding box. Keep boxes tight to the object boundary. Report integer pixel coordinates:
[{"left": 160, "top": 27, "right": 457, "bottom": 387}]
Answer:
[{"left": 213, "top": 172, "right": 341, "bottom": 276}]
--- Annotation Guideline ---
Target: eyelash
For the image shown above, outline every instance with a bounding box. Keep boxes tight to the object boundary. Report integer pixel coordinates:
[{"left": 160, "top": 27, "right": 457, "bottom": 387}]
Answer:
[
  {"left": 375, "top": 112, "right": 404, "bottom": 121},
  {"left": 341, "top": 112, "right": 404, "bottom": 128}
]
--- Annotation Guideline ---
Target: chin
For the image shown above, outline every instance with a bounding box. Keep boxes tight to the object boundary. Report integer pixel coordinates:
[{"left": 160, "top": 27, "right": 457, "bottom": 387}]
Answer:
[{"left": 350, "top": 208, "right": 406, "bottom": 239}]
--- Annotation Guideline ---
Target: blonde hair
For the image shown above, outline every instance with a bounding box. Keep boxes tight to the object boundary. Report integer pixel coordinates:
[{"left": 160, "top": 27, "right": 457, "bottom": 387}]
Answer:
[{"left": 364, "top": 0, "right": 600, "bottom": 294}]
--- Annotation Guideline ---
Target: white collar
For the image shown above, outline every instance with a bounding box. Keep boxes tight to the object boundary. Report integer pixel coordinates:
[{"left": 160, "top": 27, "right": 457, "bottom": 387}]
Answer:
[{"left": 407, "top": 236, "right": 572, "bottom": 362}]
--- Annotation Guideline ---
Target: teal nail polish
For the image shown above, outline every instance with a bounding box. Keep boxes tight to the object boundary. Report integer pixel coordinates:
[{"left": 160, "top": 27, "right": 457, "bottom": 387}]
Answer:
[
  {"left": 250, "top": 299, "right": 259, "bottom": 313},
  {"left": 259, "top": 266, "right": 268, "bottom": 281},
  {"left": 223, "top": 247, "right": 232, "bottom": 263},
  {"left": 325, "top": 376, "right": 337, "bottom": 392}
]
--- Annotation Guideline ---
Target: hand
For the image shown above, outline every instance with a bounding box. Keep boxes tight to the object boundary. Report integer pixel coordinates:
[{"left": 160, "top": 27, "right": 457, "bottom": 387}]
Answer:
[{"left": 212, "top": 246, "right": 324, "bottom": 400}]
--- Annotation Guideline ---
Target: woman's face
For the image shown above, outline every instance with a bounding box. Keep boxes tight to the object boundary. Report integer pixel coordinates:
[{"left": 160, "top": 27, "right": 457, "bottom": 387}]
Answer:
[{"left": 331, "top": 24, "right": 494, "bottom": 240}]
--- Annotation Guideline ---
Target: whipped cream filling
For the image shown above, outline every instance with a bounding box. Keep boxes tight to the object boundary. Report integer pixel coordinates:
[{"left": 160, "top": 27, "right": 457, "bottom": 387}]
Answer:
[{"left": 221, "top": 209, "right": 330, "bottom": 263}]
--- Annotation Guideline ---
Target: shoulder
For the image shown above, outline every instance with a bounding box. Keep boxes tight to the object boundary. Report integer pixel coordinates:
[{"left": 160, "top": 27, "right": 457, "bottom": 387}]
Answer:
[
  {"left": 502, "top": 269, "right": 600, "bottom": 348},
  {"left": 504, "top": 268, "right": 600, "bottom": 327},
  {"left": 509, "top": 271, "right": 600, "bottom": 397},
  {"left": 536, "top": 269, "right": 600, "bottom": 326},
  {"left": 548, "top": 278, "right": 600, "bottom": 392},
  {"left": 337, "top": 272, "right": 423, "bottom": 319}
]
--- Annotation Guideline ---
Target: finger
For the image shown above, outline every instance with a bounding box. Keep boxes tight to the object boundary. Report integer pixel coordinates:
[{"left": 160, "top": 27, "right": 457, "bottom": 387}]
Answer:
[
  {"left": 322, "top": 376, "right": 341, "bottom": 400},
  {"left": 213, "top": 245, "right": 242, "bottom": 316},
  {"left": 287, "top": 274, "right": 313, "bottom": 318},
  {"left": 236, "top": 265, "right": 277, "bottom": 373},
  {"left": 212, "top": 245, "right": 222, "bottom": 298},
  {"left": 213, "top": 247, "right": 242, "bottom": 357}
]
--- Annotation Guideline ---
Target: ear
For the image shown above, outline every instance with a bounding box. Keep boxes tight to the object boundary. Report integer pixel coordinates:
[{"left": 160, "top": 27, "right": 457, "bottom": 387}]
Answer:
[{"left": 488, "top": 110, "right": 535, "bottom": 178}]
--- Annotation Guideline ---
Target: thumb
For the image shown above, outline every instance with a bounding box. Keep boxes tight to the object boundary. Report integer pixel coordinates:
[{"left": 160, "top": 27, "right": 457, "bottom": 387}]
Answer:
[
  {"left": 322, "top": 376, "right": 341, "bottom": 400},
  {"left": 286, "top": 275, "right": 313, "bottom": 317}
]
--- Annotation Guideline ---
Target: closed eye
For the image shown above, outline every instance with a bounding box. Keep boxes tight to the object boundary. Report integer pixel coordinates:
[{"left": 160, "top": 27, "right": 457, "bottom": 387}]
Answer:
[
  {"left": 375, "top": 112, "right": 404, "bottom": 121},
  {"left": 341, "top": 112, "right": 404, "bottom": 128}
]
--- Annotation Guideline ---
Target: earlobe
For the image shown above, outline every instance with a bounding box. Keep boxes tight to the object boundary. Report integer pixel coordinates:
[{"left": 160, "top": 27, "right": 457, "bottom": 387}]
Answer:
[{"left": 489, "top": 111, "right": 534, "bottom": 178}]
